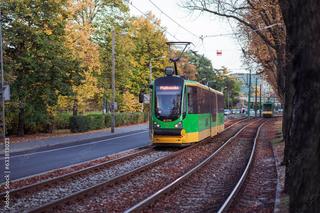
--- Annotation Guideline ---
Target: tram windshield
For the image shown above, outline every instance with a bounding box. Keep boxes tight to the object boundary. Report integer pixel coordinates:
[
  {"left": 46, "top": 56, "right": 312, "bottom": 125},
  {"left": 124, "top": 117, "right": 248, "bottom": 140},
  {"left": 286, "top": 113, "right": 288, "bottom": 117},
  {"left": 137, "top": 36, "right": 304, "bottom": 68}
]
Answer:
[
  {"left": 155, "top": 85, "right": 182, "bottom": 120},
  {"left": 263, "top": 103, "right": 273, "bottom": 111}
]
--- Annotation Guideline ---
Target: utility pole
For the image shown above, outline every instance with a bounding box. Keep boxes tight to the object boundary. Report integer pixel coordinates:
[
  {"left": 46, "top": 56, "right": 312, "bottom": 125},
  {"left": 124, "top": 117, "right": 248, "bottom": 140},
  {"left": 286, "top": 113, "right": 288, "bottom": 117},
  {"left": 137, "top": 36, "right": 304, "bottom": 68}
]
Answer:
[
  {"left": 254, "top": 76, "right": 258, "bottom": 117},
  {"left": 259, "top": 84, "right": 262, "bottom": 117},
  {"left": 0, "top": 11, "right": 5, "bottom": 141},
  {"left": 247, "top": 69, "right": 252, "bottom": 117},
  {"left": 111, "top": 28, "right": 115, "bottom": 133}
]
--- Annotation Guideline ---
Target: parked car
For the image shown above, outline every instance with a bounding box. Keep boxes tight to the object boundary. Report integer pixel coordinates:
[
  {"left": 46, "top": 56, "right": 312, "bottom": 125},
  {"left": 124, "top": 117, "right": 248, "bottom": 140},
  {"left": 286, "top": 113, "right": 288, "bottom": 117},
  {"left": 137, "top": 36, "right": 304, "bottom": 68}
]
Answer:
[
  {"left": 231, "top": 109, "right": 241, "bottom": 114},
  {"left": 224, "top": 109, "right": 231, "bottom": 115}
]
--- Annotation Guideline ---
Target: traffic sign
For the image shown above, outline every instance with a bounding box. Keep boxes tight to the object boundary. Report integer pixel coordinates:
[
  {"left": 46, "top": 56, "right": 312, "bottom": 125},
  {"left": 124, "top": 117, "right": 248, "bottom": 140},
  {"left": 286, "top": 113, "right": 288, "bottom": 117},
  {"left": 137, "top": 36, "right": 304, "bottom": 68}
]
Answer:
[{"left": 3, "top": 85, "right": 10, "bottom": 101}]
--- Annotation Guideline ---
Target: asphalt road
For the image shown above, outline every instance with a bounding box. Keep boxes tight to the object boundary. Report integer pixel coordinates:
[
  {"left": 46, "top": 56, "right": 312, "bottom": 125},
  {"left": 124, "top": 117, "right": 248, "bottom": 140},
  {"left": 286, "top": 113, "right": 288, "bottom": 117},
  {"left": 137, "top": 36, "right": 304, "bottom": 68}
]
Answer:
[{"left": 0, "top": 130, "right": 150, "bottom": 183}]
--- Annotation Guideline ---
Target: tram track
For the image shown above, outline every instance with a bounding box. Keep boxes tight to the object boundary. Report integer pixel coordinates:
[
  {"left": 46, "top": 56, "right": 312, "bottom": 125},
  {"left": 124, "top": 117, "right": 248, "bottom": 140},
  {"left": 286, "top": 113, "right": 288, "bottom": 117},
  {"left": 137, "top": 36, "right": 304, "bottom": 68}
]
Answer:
[
  {"left": 226, "top": 119, "right": 278, "bottom": 213},
  {"left": 1, "top": 118, "right": 251, "bottom": 212},
  {"left": 124, "top": 119, "right": 264, "bottom": 212},
  {"left": 25, "top": 118, "right": 253, "bottom": 212},
  {"left": 0, "top": 147, "right": 175, "bottom": 212}
]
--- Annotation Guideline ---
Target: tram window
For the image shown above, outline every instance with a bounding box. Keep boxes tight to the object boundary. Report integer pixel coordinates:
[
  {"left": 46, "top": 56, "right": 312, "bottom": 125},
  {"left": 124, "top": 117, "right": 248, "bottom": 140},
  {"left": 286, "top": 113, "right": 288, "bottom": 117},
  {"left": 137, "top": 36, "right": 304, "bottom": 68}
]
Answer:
[
  {"left": 212, "top": 93, "right": 217, "bottom": 121},
  {"left": 183, "top": 87, "right": 187, "bottom": 116},
  {"left": 198, "top": 89, "right": 210, "bottom": 114},
  {"left": 218, "top": 94, "right": 224, "bottom": 113},
  {"left": 187, "top": 86, "right": 198, "bottom": 113}
]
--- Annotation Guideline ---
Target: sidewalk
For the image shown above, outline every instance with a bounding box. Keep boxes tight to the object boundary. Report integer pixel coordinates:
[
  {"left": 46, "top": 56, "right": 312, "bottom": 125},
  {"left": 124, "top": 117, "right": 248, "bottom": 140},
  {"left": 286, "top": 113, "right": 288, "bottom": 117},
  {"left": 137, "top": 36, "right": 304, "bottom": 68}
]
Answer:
[{"left": 1, "top": 123, "right": 149, "bottom": 155}]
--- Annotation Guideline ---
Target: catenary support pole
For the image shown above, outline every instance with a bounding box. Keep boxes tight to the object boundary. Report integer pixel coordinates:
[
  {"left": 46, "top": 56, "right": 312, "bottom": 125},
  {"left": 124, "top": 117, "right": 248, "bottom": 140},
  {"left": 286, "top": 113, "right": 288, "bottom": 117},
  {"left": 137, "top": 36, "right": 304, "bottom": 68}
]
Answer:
[
  {"left": 255, "top": 76, "right": 258, "bottom": 117},
  {"left": 247, "top": 69, "right": 252, "bottom": 117},
  {"left": 259, "top": 84, "right": 262, "bottom": 117}
]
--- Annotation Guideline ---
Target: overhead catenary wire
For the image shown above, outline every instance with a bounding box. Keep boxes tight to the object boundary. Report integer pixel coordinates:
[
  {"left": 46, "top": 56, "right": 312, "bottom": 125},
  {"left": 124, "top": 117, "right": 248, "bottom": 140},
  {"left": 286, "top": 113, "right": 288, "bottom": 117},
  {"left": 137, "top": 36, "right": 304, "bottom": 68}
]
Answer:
[
  {"left": 147, "top": 0, "right": 199, "bottom": 39},
  {"left": 128, "top": 1, "right": 180, "bottom": 41},
  {"left": 202, "top": 23, "right": 282, "bottom": 39}
]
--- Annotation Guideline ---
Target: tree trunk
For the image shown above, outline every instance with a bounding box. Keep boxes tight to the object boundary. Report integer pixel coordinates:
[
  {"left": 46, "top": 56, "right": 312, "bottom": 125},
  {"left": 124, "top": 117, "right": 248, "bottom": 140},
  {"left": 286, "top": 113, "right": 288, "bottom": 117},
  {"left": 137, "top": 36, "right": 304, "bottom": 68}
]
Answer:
[
  {"left": 73, "top": 97, "right": 78, "bottom": 116},
  {"left": 17, "top": 103, "right": 25, "bottom": 136},
  {"left": 280, "top": 1, "right": 320, "bottom": 212}
]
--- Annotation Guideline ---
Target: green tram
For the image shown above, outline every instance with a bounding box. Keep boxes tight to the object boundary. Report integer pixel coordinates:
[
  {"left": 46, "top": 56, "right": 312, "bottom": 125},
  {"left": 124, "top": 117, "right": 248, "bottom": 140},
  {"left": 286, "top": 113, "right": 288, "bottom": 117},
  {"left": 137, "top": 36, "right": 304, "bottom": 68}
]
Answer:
[
  {"left": 150, "top": 74, "right": 224, "bottom": 146},
  {"left": 262, "top": 102, "right": 274, "bottom": 118}
]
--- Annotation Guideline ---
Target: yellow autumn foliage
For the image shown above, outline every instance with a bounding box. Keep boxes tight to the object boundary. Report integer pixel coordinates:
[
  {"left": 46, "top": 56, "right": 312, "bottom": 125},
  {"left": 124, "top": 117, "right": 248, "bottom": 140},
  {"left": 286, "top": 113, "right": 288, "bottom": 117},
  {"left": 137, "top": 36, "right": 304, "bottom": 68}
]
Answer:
[
  {"left": 119, "top": 91, "right": 142, "bottom": 112},
  {"left": 58, "top": 0, "right": 103, "bottom": 112}
]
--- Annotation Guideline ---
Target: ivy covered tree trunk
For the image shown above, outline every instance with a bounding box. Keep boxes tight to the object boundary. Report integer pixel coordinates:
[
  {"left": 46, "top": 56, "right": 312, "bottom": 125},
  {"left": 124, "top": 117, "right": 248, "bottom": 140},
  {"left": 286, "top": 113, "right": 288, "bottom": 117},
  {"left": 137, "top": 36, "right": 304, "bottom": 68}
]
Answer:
[{"left": 280, "top": 1, "right": 320, "bottom": 212}]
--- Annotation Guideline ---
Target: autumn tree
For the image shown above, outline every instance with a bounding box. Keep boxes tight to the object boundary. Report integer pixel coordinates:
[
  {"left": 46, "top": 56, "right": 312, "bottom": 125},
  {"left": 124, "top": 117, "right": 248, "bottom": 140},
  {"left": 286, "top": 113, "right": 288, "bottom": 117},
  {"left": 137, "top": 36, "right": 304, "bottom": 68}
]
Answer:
[
  {"left": 2, "top": 0, "right": 82, "bottom": 135},
  {"left": 176, "top": 54, "right": 197, "bottom": 80},
  {"left": 128, "top": 13, "right": 170, "bottom": 94},
  {"left": 94, "top": 12, "right": 169, "bottom": 112},
  {"left": 188, "top": 52, "right": 241, "bottom": 107},
  {"left": 183, "top": 0, "right": 286, "bottom": 101},
  {"left": 58, "top": 0, "right": 128, "bottom": 115}
]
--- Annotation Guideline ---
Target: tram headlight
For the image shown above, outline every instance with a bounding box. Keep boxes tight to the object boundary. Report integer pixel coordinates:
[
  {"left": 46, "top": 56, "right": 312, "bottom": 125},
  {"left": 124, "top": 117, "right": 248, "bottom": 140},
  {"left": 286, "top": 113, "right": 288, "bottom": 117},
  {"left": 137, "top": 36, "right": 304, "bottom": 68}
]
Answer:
[
  {"left": 153, "top": 122, "right": 160, "bottom": 128},
  {"left": 175, "top": 121, "right": 182, "bottom": 128}
]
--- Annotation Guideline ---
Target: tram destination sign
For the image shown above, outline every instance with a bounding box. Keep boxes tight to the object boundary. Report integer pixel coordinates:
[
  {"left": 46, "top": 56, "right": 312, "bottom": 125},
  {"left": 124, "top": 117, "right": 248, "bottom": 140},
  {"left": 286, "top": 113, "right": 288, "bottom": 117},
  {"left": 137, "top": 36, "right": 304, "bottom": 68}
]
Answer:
[{"left": 159, "top": 86, "right": 180, "bottom": 90}]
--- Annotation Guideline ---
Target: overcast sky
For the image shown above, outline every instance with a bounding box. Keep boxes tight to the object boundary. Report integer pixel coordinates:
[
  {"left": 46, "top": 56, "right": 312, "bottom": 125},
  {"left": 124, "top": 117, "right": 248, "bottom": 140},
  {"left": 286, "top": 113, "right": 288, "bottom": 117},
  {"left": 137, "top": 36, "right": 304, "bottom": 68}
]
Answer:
[{"left": 128, "top": 0, "right": 248, "bottom": 73}]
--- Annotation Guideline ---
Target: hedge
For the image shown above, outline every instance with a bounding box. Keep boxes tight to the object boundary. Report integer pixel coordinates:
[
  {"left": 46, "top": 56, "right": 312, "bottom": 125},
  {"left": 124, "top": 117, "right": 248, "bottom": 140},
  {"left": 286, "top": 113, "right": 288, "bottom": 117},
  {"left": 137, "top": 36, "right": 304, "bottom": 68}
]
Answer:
[
  {"left": 54, "top": 112, "right": 71, "bottom": 129},
  {"left": 70, "top": 112, "right": 148, "bottom": 133},
  {"left": 7, "top": 111, "right": 148, "bottom": 134}
]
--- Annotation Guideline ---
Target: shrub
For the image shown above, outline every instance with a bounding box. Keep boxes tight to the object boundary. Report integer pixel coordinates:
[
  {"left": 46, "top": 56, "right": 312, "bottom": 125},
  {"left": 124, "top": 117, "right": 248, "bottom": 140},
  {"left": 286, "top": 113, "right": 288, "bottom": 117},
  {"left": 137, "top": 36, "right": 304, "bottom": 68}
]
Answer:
[
  {"left": 70, "top": 112, "right": 148, "bottom": 133},
  {"left": 54, "top": 112, "right": 71, "bottom": 129},
  {"left": 70, "top": 114, "right": 105, "bottom": 133},
  {"left": 105, "top": 113, "right": 112, "bottom": 128},
  {"left": 70, "top": 116, "right": 88, "bottom": 133},
  {"left": 115, "top": 113, "right": 125, "bottom": 127}
]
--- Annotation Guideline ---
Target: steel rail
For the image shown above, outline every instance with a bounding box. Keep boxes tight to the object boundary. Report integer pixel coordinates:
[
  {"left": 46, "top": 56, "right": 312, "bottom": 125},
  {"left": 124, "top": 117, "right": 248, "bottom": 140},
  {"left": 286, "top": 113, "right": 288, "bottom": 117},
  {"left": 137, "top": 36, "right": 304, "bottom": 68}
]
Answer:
[
  {"left": 0, "top": 147, "right": 154, "bottom": 198},
  {"left": 29, "top": 144, "right": 197, "bottom": 213},
  {"left": 224, "top": 117, "right": 249, "bottom": 130},
  {"left": 217, "top": 121, "right": 266, "bottom": 213},
  {"left": 124, "top": 119, "right": 261, "bottom": 213},
  {"left": 29, "top": 119, "right": 251, "bottom": 213}
]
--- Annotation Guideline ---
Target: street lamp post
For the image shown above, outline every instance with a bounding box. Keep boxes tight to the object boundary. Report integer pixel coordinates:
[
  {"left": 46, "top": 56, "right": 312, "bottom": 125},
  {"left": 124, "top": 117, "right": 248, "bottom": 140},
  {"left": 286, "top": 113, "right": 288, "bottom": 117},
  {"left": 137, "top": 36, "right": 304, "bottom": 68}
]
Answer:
[{"left": 111, "top": 28, "right": 116, "bottom": 133}]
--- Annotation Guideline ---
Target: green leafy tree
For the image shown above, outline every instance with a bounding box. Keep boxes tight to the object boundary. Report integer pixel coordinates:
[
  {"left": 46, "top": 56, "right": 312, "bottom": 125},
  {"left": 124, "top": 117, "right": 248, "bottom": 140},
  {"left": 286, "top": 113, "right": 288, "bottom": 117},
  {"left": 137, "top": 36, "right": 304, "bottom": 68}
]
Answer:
[
  {"left": 94, "top": 12, "right": 169, "bottom": 112},
  {"left": 188, "top": 53, "right": 242, "bottom": 108},
  {"left": 2, "top": 0, "right": 82, "bottom": 135}
]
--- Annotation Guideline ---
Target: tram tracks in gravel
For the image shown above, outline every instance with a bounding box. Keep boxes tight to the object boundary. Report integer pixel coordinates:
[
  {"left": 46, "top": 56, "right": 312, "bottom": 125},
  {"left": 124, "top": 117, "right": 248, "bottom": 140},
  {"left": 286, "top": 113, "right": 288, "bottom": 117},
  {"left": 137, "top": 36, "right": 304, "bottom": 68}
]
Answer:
[
  {"left": 25, "top": 118, "right": 254, "bottom": 213},
  {"left": 0, "top": 146, "right": 177, "bottom": 212},
  {"left": 226, "top": 118, "right": 278, "bottom": 213},
  {"left": 124, "top": 119, "right": 264, "bottom": 213}
]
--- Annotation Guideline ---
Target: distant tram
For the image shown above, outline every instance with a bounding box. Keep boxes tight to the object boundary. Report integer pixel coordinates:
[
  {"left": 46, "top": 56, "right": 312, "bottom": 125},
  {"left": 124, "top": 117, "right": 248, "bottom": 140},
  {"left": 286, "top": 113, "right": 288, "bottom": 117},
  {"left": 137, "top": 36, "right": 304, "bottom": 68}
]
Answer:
[
  {"left": 262, "top": 102, "right": 274, "bottom": 118},
  {"left": 149, "top": 69, "right": 224, "bottom": 146}
]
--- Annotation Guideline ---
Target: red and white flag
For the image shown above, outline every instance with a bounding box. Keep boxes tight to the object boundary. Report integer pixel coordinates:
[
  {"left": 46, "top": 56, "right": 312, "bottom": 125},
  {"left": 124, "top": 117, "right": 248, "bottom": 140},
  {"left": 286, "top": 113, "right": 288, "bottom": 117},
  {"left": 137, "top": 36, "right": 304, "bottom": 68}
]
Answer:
[{"left": 216, "top": 50, "right": 222, "bottom": 56}]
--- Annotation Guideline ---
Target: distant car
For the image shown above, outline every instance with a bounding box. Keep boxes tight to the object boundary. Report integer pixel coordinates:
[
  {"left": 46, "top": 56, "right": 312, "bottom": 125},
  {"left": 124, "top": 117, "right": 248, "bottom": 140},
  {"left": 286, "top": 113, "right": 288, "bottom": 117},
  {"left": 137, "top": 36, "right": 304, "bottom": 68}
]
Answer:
[
  {"left": 231, "top": 109, "right": 240, "bottom": 114},
  {"left": 224, "top": 109, "right": 231, "bottom": 115}
]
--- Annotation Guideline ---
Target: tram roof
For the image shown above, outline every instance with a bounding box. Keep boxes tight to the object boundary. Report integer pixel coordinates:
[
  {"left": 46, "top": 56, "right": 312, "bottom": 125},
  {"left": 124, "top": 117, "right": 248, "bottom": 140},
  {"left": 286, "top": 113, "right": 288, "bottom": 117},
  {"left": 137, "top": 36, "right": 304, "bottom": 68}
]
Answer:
[
  {"left": 185, "top": 80, "right": 223, "bottom": 95},
  {"left": 151, "top": 76, "right": 223, "bottom": 95}
]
